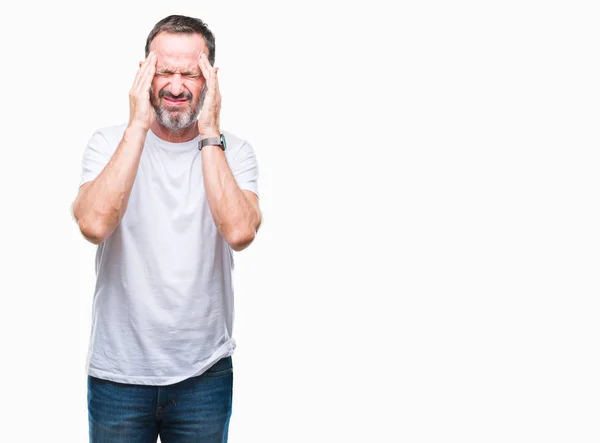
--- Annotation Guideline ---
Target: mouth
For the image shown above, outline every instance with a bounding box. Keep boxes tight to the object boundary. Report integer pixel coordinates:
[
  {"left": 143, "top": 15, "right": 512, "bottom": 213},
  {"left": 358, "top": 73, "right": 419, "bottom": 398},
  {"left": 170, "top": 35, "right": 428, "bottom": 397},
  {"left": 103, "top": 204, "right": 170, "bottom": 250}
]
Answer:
[{"left": 163, "top": 97, "right": 188, "bottom": 106}]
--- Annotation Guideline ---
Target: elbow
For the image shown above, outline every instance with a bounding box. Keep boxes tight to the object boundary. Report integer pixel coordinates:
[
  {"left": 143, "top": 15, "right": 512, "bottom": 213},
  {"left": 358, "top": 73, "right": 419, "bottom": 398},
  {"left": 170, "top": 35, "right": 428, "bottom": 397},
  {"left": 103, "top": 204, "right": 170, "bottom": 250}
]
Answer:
[
  {"left": 71, "top": 187, "right": 116, "bottom": 245},
  {"left": 227, "top": 228, "right": 256, "bottom": 252},
  {"left": 76, "top": 216, "right": 111, "bottom": 245}
]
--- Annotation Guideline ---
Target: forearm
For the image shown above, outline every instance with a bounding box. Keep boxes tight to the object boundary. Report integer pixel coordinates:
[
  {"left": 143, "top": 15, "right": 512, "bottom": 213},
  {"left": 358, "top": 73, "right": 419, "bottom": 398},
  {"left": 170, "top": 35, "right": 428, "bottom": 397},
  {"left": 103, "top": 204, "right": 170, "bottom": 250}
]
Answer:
[
  {"left": 73, "top": 125, "right": 147, "bottom": 244},
  {"left": 201, "top": 147, "right": 259, "bottom": 250}
]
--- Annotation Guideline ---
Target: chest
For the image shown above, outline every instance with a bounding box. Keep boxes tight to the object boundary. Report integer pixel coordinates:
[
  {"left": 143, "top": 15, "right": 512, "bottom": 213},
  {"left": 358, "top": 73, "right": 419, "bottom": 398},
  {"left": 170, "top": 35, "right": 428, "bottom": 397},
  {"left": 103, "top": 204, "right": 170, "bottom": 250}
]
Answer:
[{"left": 122, "top": 146, "right": 213, "bottom": 235}]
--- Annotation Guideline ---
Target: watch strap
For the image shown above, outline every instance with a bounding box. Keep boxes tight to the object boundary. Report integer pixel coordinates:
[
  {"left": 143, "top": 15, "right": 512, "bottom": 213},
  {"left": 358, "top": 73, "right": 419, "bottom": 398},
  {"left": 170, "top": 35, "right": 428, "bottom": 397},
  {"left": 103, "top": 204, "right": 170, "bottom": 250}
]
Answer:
[{"left": 198, "top": 134, "right": 225, "bottom": 151}]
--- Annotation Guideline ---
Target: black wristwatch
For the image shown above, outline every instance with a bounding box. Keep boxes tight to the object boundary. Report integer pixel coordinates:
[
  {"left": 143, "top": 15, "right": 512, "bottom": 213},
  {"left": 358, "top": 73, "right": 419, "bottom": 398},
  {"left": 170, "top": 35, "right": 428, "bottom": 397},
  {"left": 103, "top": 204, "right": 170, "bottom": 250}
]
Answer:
[{"left": 198, "top": 134, "right": 226, "bottom": 151}]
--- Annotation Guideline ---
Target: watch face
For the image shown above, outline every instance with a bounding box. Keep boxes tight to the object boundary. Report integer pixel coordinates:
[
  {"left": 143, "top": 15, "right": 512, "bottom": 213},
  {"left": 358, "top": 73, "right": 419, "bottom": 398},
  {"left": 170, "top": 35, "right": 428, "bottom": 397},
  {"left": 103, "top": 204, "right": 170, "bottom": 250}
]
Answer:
[{"left": 220, "top": 134, "right": 227, "bottom": 150}]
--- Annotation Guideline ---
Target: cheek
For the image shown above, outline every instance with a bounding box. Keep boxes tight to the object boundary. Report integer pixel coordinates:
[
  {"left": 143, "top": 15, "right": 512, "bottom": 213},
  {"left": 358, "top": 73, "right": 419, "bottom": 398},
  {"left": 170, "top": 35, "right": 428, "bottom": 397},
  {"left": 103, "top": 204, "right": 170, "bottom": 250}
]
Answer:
[
  {"left": 151, "top": 78, "right": 167, "bottom": 96},
  {"left": 186, "top": 81, "right": 205, "bottom": 99}
]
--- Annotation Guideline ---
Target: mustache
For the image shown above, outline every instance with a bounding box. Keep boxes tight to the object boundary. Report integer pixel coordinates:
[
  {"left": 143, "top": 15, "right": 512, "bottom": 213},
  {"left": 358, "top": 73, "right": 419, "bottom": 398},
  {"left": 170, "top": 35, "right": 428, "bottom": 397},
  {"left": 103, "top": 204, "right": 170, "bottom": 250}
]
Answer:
[{"left": 158, "top": 89, "right": 193, "bottom": 101}]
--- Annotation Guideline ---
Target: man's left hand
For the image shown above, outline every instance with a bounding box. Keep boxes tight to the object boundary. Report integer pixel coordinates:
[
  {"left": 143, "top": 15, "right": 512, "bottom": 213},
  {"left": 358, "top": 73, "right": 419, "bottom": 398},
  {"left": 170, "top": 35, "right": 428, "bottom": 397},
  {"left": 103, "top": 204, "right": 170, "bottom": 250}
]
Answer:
[{"left": 197, "top": 52, "right": 221, "bottom": 138}]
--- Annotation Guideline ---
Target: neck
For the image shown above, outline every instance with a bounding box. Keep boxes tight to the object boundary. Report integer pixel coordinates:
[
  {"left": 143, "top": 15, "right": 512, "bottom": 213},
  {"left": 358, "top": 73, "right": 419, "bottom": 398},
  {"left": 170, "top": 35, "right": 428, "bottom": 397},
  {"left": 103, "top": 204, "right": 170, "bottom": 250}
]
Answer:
[{"left": 150, "top": 120, "right": 199, "bottom": 143}]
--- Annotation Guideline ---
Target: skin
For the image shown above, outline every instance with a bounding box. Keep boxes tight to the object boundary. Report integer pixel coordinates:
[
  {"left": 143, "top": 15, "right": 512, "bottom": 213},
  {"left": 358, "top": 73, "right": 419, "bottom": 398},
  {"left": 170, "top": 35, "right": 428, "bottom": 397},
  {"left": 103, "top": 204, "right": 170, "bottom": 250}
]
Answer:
[{"left": 72, "top": 32, "right": 261, "bottom": 251}]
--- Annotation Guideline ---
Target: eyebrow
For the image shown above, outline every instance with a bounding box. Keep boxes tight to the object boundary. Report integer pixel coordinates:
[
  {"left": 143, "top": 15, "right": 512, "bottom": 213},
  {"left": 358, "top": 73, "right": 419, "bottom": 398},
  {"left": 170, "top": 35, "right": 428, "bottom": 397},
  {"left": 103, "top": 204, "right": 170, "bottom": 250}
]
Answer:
[{"left": 156, "top": 67, "right": 201, "bottom": 76}]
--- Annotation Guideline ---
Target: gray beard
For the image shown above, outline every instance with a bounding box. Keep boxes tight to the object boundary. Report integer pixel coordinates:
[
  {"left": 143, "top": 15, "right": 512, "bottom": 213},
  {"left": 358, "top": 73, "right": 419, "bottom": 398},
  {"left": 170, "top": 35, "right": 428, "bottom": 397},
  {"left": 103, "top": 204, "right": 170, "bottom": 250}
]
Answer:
[
  {"left": 154, "top": 105, "right": 200, "bottom": 131},
  {"left": 151, "top": 85, "right": 206, "bottom": 131}
]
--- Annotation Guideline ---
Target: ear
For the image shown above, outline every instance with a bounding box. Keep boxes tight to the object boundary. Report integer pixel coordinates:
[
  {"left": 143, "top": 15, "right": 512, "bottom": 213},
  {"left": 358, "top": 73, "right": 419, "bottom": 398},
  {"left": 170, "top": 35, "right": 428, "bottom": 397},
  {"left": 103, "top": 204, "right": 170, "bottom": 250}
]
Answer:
[{"left": 139, "top": 61, "right": 144, "bottom": 68}]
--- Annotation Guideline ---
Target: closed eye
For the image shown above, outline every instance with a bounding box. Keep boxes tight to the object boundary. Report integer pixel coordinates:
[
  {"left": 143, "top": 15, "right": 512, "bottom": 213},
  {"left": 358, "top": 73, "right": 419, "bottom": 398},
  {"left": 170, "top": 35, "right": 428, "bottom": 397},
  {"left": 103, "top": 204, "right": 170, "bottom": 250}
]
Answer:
[{"left": 155, "top": 70, "right": 201, "bottom": 79}]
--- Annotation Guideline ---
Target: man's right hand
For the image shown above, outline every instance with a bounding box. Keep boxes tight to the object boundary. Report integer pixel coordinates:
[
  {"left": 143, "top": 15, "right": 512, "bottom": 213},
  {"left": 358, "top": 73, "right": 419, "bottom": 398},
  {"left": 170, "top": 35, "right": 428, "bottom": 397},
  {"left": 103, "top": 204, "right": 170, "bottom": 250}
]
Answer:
[{"left": 128, "top": 51, "right": 157, "bottom": 131}]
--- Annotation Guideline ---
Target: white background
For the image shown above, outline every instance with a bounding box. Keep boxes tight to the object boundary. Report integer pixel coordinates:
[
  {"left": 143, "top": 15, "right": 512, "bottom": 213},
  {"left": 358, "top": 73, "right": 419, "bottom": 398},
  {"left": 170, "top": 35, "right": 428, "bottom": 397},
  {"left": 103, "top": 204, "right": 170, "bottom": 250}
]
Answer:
[{"left": 0, "top": 0, "right": 598, "bottom": 441}]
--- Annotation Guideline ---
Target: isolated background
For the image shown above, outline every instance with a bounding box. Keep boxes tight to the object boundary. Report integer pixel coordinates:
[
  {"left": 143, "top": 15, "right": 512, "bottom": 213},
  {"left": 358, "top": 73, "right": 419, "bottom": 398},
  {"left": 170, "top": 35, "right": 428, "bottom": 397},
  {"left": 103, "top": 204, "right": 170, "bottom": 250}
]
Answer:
[{"left": 0, "top": 0, "right": 598, "bottom": 441}]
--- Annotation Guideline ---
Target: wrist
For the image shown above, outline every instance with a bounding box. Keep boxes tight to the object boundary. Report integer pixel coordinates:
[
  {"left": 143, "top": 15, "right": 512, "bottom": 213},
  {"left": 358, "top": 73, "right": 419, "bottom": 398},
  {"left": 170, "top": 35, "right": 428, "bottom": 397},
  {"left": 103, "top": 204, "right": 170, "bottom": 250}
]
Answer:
[
  {"left": 199, "top": 128, "right": 220, "bottom": 139},
  {"left": 124, "top": 124, "right": 149, "bottom": 144},
  {"left": 127, "top": 121, "right": 150, "bottom": 134}
]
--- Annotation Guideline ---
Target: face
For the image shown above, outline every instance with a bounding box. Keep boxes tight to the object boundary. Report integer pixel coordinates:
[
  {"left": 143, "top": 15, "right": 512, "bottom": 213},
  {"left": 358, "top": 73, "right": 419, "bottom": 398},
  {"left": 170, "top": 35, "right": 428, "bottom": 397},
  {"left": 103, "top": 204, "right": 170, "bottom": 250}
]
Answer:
[{"left": 149, "top": 32, "right": 208, "bottom": 131}]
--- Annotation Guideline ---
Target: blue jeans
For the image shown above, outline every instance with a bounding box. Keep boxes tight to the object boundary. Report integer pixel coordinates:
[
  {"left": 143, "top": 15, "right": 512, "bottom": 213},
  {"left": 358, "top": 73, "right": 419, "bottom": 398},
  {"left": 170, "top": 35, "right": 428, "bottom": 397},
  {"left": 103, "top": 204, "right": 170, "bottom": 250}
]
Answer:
[{"left": 88, "top": 356, "right": 233, "bottom": 443}]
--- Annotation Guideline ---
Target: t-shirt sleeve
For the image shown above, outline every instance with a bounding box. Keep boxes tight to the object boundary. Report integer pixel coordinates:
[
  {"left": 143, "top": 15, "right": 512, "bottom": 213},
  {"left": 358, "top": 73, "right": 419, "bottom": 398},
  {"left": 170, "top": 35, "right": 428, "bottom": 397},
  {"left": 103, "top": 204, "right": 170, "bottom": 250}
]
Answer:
[
  {"left": 230, "top": 141, "right": 259, "bottom": 198},
  {"left": 79, "top": 131, "right": 112, "bottom": 187}
]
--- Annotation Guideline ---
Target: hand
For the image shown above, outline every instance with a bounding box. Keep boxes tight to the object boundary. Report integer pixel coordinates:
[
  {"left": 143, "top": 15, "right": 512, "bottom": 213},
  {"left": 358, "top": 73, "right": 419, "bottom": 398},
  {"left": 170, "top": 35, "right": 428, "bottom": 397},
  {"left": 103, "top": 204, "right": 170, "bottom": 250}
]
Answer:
[
  {"left": 128, "top": 51, "right": 157, "bottom": 132},
  {"left": 197, "top": 52, "right": 221, "bottom": 138}
]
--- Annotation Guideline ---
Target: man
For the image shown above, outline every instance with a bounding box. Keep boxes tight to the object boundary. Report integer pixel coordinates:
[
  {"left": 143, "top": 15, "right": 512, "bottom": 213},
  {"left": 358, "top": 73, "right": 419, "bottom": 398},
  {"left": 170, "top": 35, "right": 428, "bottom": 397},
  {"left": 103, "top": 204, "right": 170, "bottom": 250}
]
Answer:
[{"left": 72, "top": 15, "right": 261, "bottom": 443}]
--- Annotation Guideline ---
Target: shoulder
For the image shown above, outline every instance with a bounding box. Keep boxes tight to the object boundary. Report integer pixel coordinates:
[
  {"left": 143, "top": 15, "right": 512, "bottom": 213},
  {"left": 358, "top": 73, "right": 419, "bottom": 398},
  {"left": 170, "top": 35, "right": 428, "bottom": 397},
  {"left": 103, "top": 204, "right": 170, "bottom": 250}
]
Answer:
[
  {"left": 222, "top": 130, "right": 255, "bottom": 159},
  {"left": 90, "top": 123, "right": 128, "bottom": 150},
  {"left": 222, "top": 130, "right": 246, "bottom": 150}
]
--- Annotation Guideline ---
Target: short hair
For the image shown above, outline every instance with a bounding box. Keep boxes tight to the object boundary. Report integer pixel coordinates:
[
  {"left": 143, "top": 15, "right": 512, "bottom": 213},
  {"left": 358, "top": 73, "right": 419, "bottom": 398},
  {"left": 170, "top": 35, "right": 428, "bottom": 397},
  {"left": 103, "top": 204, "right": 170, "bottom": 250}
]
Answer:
[{"left": 145, "top": 15, "right": 216, "bottom": 65}]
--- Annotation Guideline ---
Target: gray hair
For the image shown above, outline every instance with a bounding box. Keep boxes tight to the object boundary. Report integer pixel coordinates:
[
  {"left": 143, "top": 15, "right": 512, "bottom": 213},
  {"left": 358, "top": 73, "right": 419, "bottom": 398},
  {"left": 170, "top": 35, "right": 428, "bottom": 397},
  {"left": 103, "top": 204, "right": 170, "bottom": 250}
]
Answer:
[{"left": 145, "top": 15, "right": 216, "bottom": 65}]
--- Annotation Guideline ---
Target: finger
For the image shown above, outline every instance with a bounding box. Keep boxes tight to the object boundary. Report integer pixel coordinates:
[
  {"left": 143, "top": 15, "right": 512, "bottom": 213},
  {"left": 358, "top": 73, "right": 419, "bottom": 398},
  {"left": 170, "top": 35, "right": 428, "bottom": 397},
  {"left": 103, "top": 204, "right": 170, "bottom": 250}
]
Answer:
[
  {"left": 198, "top": 51, "right": 213, "bottom": 68},
  {"left": 131, "top": 64, "right": 145, "bottom": 92},
  {"left": 213, "top": 67, "right": 220, "bottom": 88},
  {"left": 211, "top": 82, "right": 220, "bottom": 113},
  {"left": 138, "top": 52, "right": 157, "bottom": 93},
  {"left": 137, "top": 51, "right": 157, "bottom": 90},
  {"left": 132, "top": 53, "right": 151, "bottom": 91},
  {"left": 197, "top": 52, "right": 213, "bottom": 85},
  {"left": 202, "top": 61, "right": 219, "bottom": 94},
  {"left": 133, "top": 51, "right": 155, "bottom": 91},
  {"left": 197, "top": 54, "right": 209, "bottom": 85},
  {"left": 210, "top": 66, "right": 220, "bottom": 99}
]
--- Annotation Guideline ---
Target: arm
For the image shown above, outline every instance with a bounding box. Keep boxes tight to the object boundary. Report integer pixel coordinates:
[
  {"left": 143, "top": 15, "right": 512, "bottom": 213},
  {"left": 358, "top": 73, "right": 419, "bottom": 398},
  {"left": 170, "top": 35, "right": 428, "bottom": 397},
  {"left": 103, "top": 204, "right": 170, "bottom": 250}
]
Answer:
[
  {"left": 72, "top": 127, "right": 148, "bottom": 244},
  {"left": 201, "top": 146, "right": 262, "bottom": 251},
  {"left": 72, "top": 51, "right": 157, "bottom": 245},
  {"left": 197, "top": 52, "right": 261, "bottom": 251}
]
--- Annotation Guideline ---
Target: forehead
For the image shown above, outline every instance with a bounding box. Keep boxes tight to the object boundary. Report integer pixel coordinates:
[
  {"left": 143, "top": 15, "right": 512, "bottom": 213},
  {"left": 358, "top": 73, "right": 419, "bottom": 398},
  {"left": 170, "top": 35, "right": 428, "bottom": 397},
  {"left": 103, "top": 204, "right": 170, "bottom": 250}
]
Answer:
[{"left": 150, "top": 32, "right": 207, "bottom": 70}]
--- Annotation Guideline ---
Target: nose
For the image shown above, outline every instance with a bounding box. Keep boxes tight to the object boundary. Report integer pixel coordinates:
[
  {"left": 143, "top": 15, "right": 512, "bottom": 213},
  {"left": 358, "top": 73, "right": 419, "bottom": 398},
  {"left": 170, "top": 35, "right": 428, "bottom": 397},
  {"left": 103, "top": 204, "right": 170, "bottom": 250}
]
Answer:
[{"left": 168, "top": 74, "right": 184, "bottom": 96}]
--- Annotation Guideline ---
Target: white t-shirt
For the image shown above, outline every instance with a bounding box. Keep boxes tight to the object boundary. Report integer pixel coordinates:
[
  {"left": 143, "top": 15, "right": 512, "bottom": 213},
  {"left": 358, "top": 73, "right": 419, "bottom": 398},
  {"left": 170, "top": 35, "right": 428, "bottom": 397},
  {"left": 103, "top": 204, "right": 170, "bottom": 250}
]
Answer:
[{"left": 79, "top": 124, "right": 259, "bottom": 385}]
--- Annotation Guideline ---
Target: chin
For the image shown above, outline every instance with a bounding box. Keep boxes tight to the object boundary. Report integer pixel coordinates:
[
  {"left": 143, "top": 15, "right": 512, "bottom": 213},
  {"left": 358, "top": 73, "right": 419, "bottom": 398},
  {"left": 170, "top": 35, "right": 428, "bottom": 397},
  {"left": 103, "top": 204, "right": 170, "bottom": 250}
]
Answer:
[{"left": 164, "top": 107, "right": 186, "bottom": 113}]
